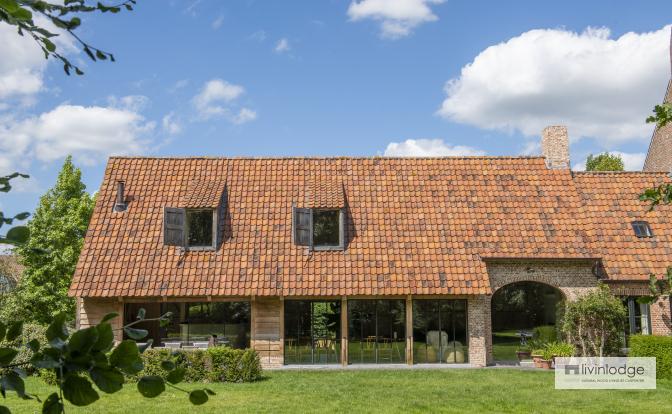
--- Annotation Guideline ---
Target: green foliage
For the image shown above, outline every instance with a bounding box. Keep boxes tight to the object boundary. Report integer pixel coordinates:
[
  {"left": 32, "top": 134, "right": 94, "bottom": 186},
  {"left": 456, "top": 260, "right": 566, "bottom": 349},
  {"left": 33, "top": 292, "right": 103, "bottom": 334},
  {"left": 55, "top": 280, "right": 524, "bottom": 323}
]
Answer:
[
  {"left": 640, "top": 184, "right": 672, "bottom": 211},
  {"left": 585, "top": 152, "right": 624, "bottom": 171},
  {"left": 646, "top": 102, "right": 672, "bottom": 128},
  {"left": 131, "top": 347, "right": 263, "bottom": 384},
  {"left": 0, "top": 173, "right": 30, "bottom": 246},
  {"left": 0, "top": 0, "right": 137, "bottom": 76},
  {"left": 3, "top": 157, "right": 94, "bottom": 324},
  {"left": 0, "top": 323, "right": 47, "bottom": 375},
  {"left": 544, "top": 342, "right": 574, "bottom": 358},
  {"left": 0, "top": 309, "right": 213, "bottom": 413},
  {"left": 560, "top": 284, "right": 626, "bottom": 357},
  {"left": 629, "top": 335, "right": 672, "bottom": 380},
  {"left": 532, "top": 325, "right": 557, "bottom": 344}
]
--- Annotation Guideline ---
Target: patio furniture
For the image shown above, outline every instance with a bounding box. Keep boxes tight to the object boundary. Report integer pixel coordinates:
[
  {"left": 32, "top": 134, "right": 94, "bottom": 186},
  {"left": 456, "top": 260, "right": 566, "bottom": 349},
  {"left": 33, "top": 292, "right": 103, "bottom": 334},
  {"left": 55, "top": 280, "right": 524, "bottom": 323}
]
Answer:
[
  {"left": 164, "top": 342, "right": 182, "bottom": 349},
  {"left": 193, "top": 341, "right": 209, "bottom": 349}
]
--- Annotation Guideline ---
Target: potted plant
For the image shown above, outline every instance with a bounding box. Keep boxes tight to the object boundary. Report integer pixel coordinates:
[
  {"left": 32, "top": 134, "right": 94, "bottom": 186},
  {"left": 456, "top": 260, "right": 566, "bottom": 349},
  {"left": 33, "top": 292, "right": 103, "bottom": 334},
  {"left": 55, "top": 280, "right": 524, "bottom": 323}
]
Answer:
[
  {"left": 549, "top": 342, "right": 574, "bottom": 365},
  {"left": 531, "top": 349, "right": 544, "bottom": 368},
  {"left": 515, "top": 345, "right": 531, "bottom": 361},
  {"left": 539, "top": 348, "right": 554, "bottom": 370}
]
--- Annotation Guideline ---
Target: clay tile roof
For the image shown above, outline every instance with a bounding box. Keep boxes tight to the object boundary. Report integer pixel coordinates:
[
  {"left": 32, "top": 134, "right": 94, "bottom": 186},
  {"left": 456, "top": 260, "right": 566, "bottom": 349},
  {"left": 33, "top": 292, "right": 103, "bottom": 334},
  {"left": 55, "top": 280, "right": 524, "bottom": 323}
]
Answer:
[
  {"left": 69, "top": 157, "right": 671, "bottom": 299},
  {"left": 573, "top": 171, "right": 672, "bottom": 281},
  {"left": 306, "top": 179, "right": 344, "bottom": 208},
  {"left": 180, "top": 180, "right": 225, "bottom": 208}
]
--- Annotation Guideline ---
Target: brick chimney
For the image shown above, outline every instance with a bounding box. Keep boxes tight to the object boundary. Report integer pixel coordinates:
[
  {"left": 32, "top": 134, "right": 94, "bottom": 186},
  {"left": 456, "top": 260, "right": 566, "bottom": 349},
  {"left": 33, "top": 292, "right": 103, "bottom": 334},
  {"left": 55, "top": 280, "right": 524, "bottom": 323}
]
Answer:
[{"left": 541, "top": 126, "right": 570, "bottom": 169}]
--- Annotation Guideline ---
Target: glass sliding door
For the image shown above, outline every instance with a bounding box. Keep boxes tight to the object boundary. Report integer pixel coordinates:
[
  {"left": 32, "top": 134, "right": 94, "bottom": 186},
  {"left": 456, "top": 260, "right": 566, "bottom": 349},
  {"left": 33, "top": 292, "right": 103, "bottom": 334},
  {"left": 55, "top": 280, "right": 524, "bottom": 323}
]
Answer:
[
  {"left": 413, "top": 300, "right": 468, "bottom": 364},
  {"left": 348, "top": 300, "right": 406, "bottom": 364},
  {"left": 123, "top": 302, "right": 251, "bottom": 348},
  {"left": 284, "top": 300, "right": 341, "bottom": 365}
]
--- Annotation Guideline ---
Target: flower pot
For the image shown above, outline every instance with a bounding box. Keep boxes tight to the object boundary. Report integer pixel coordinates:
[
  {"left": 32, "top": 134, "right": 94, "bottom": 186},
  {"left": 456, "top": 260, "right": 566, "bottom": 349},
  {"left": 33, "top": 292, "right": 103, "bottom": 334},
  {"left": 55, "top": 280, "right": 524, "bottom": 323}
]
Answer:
[
  {"left": 540, "top": 359, "right": 553, "bottom": 370},
  {"left": 516, "top": 351, "right": 531, "bottom": 361},
  {"left": 532, "top": 355, "right": 543, "bottom": 368}
]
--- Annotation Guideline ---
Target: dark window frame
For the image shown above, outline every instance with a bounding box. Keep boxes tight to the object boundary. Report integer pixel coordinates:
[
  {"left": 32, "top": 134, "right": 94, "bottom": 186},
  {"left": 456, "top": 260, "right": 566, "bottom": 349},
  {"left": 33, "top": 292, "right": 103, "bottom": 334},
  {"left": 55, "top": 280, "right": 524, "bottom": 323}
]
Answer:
[
  {"left": 163, "top": 207, "right": 217, "bottom": 250},
  {"left": 292, "top": 206, "right": 345, "bottom": 251},
  {"left": 631, "top": 221, "right": 653, "bottom": 238}
]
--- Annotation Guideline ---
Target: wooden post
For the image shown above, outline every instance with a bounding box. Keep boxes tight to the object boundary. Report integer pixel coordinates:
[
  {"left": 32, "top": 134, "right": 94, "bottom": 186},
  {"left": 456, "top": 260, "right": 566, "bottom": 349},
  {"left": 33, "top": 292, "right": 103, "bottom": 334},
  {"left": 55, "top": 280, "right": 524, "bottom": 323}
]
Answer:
[
  {"left": 279, "top": 297, "right": 285, "bottom": 364},
  {"left": 406, "top": 295, "right": 413, "bottom": 365},
  {"left": 250, "top": 296, "right": 256, "bottom": 345},
  {"left": 341, "top": 296, "right": 348, "bottom": 366}
]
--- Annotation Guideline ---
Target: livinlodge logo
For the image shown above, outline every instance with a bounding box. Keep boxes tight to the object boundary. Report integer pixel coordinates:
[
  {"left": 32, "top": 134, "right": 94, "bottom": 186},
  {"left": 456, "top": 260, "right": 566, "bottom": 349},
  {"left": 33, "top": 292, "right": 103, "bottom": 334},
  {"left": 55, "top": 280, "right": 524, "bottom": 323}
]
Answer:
[{"left": 555, "top": 357, "right": 656, "bottom": 389}]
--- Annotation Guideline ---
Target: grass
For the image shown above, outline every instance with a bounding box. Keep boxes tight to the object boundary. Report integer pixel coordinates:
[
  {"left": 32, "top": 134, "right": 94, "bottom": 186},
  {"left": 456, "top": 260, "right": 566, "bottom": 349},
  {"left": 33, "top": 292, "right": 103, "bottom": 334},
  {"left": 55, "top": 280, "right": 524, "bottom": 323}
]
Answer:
[
  {"left": 493, "top": 330, "right": 522, "bottom": 361},
  {"left": 4, "top": 369, "right": 671, "bottom": 413}
]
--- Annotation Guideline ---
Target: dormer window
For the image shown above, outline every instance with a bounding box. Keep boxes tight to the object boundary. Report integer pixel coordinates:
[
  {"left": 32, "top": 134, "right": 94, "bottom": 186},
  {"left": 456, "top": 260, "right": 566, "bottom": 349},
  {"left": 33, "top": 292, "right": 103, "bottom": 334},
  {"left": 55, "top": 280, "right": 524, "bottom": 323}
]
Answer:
[
  {"left": 164, "top": 208, "right": 216, "bottom": 249},
  {"left": 632, "top": 221, "right": 653, "bottom": 238},
  {"left": 293, "top": 207, "right": 345, "bottom": 250}
]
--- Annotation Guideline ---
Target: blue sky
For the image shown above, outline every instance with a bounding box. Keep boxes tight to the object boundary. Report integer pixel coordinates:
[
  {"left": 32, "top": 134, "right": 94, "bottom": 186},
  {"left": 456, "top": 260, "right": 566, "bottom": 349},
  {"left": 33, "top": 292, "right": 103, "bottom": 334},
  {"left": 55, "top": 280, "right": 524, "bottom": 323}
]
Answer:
[{"left": 0, "top": 0, "right": 671, "bottom": 232}]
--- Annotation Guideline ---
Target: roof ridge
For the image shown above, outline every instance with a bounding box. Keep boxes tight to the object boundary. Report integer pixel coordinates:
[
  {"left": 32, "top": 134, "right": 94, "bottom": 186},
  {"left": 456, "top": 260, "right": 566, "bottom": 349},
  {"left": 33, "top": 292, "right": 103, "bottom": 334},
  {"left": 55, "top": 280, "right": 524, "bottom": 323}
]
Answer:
[{"left": 108, "top": 155, "right": 546, "bottom": 160}]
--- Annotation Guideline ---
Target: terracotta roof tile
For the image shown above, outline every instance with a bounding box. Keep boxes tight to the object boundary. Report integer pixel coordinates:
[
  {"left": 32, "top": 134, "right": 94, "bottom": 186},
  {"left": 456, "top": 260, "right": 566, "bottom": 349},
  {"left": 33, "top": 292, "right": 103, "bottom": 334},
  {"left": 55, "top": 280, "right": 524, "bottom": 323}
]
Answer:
[{"left": 69, "top": 157, "right": 670, "bottom": 299}]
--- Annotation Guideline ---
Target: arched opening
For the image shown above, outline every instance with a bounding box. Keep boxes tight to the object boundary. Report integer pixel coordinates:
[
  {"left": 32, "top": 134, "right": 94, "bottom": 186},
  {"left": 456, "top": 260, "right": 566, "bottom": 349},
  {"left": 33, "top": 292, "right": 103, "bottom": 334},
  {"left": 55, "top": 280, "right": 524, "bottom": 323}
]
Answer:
[{"left": 491, "top": 281, "right": 563, "bottom": 362}]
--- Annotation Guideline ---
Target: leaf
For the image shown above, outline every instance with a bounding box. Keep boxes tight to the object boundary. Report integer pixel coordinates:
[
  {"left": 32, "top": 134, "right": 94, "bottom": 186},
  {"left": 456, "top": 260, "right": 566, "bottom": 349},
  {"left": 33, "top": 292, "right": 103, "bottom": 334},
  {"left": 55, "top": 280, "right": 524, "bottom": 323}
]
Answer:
[
  {"left": 100, "top": 312, "right": 119, "bottom": 324},
  {"left": 46, "top": 315, "right": 68, "bottom": 343},
  {"left": 1, "top": 371, "right": 25, "bottom": 398},
  {"left": 5, "top": 226, "right": 28, "bottom": 244},
  {"left": 95, "top": 50, "right": 107, "bottom": 60},
  {"left": 189, "top": 389, "right": 208, "bottom": 405},
  {"left": 136, "top": 308, "right": 146, "bottom": 320},
  {"left": 30, "top": 352, "right": 60, "bottom": 369},
  {"left": 0, "top": 0, "right": 20, "bottom": 14},
  {"left": 5, "top": 321, "right": 22, "bottom": 342},
  {"left": 68, "top": 326, "right": 98, "bottom": 354},
  {"left": 83, "top": 46, "right": 96, "bottom": 61},
  {"left": 9, "top": 6, "right": 31, "bottom": 21},
  {"left": 68, "top": 17, "right": 81, "bottom": 29},
  {"left": 41, "top": 393, "right": 63, "bottom": 414},
  {"left": 138, "top": 339, "right": 153, "bottom": 354},
  {"left": 92, "top": 323, "right": 114, "bottom": 352},
  {"left": 0, "top": 404, "right": 10, "bottom": 414},
  {"left": 0, "top": 348, "right": 19, "bottom": 365},
  {"left": 27, "top": 339, "right": 40, "bottom": 353},
  {"left": 165, "top": 367, "right": 185, "bottom": 384},
  {"left": 204, "top": 388, "right": 216, "bottom": 396},
  {"left": 42, "top": 38, "right": 56, "bottom": 53},
  {"left": 62, "top": 375, "right": 99, "bottom": 406},
  {"left": 160, "top": 360, "right": 175, "bottom": 371},
  {"left": 123, "top": 327, "right": 148, "bottom": 341},
  {"left": 0, "top": 322, "right": 5, "bottom": 342},
  {"left": 90, "top": 367, "right": 124, "bottom": 394},
  {"left": 137, "top": 376, "right": 165, "bottom": 398},
  {"left": 109, "top": 340, "right": 142, "bottom": 374}
]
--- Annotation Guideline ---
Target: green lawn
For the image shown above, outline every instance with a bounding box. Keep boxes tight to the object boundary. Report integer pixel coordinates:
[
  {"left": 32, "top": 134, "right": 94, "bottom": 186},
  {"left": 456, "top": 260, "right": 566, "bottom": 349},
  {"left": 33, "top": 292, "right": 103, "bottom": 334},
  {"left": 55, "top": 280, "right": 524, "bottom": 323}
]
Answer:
[
  {"left": 4, "top": 370, "right": 671, "bottom": 413},
  {"left": 493, "top": 330, "right": 521, "bottom": 361}
]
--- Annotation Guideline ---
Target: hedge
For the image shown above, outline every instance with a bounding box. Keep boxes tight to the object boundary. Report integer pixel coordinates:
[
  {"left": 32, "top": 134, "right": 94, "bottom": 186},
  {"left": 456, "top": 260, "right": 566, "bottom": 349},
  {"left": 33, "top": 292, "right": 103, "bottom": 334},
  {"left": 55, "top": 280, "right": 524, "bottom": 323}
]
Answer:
[
  {"left": 629, "top": 335, "right": 672, "bottom": 380},
  {"left": 127, "top": 347, "right": 262, "bottom": 383}
]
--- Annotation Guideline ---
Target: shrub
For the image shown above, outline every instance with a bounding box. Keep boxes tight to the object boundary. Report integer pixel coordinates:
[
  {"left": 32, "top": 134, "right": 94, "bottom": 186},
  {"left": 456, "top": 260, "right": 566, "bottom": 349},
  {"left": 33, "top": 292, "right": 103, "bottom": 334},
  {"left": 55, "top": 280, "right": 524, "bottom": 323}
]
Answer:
[
  {"left": 131, "top": 347, "right": 262, "bottom": 383},
  {"left": 0, "top": 323, "right": 47, "bottom": 375},
  {"left": 629, "top": 335, "right": 672, "bottom": 380},
  {"left": 533, "top": 325, "right": 557, "bottom": 343},
  {"left": 561, "top": 284, "right": 626, "bottom": 357}
]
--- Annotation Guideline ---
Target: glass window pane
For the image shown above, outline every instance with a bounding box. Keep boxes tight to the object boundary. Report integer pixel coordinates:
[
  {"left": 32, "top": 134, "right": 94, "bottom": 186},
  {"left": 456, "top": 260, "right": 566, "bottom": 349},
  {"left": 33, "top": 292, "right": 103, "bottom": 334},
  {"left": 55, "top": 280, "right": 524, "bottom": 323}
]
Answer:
[
  {"left": 187, "top": 210, "right": 213, "bottom": 247},
  {"left": 413, "top": 300, "right": 468, "bottom": 364},
  {"left": 313, "top": 210, "right": 340, "bottom": 246},
  {"left": 284, "top": 300, "right": 341, "bottom": 365},
  {"left": 348, "top": 300, "right": 405, "bottom": 364}
]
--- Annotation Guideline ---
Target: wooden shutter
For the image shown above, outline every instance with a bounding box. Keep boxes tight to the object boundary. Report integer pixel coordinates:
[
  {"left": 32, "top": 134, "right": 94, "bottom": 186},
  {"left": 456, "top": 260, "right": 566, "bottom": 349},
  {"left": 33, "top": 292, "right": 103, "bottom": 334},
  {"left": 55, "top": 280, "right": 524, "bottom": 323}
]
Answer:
[
  {"left": 164, "top": 207, "right": 185, "bottom": 246},
  {"left": 293, "top": 207, "right": 312, "bottom": 246},
  {"left": 338, "top": 208, "right": 346, "bottom": 249}
]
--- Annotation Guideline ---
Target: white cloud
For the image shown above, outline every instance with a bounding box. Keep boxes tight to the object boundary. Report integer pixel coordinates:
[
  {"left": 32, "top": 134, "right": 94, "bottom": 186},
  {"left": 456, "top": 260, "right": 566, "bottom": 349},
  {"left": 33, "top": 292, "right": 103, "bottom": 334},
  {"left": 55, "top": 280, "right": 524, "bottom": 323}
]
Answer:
[
  {"left": 192, "top": 79, "right": 256, "bottom": 124},
  {"left": 249, "top": 30, "right": 267, "bottom": 42},
  {"left": 107, "top": 95, "right": 149, "bottom": 112},
  {"left": 162, "top": 112, "right": 182, "bottom": 135},
  {"left": 0, "top": 104, "right": 153, "bottom": 173},
  {"left": 0, "top": 15, "right": 76, "bottom": 101},
  {"left": 438, "top": 25, "right": 671, "bottom": 146},
  {"left": 347, "top": 0, "right": 445, "bottom": 39},
  {"left": 383, "top": 139, "right": 485, "bottom": 156},
  {"left": 275, "top": 38, "right": 291, "bottom": 53},
  {"left": 212, "top": 15, "right": 224, "bottom": 29}
]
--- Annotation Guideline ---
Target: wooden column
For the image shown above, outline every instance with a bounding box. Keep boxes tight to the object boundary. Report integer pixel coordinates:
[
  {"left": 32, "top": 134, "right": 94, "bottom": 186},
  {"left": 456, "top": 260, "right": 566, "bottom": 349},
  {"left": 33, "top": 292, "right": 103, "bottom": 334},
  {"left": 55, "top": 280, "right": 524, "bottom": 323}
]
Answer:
[
  {"left": 341, "top": 297, "right": 348, "bottom": 366},
  {"left": 405, "top": 295, "right": 413, "bottom": 365},
  {"left": 250, "top": 296, "right": 256, "bottom": 343},
  {"left": 279, "top": 297, "right": 285, "bottom": 361}
]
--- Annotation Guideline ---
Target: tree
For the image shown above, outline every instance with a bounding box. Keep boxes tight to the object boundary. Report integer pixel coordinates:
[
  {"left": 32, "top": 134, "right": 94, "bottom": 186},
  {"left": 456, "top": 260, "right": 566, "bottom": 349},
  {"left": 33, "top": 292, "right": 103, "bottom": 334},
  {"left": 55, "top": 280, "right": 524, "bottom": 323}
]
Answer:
[
  {"left": 560, "top": 284, "right": 626, "bottom": 357},
  {"left": 646, "top": 103, "right": 672, "bottom": 129},
  {"left": 585, "top": 152, "right": 624, "bottom": 172},
  {"left": 4, "top": 157, "right": 94, "bottom": 324},
  {"left": 0, "top": 173, "right": 30, "bottom": 245},
  {"left": 0, "top": 310, "right": 214, "bottom": 413},
  {"left": 0, "top": 0, "right": 137, "bottom": 76}
]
